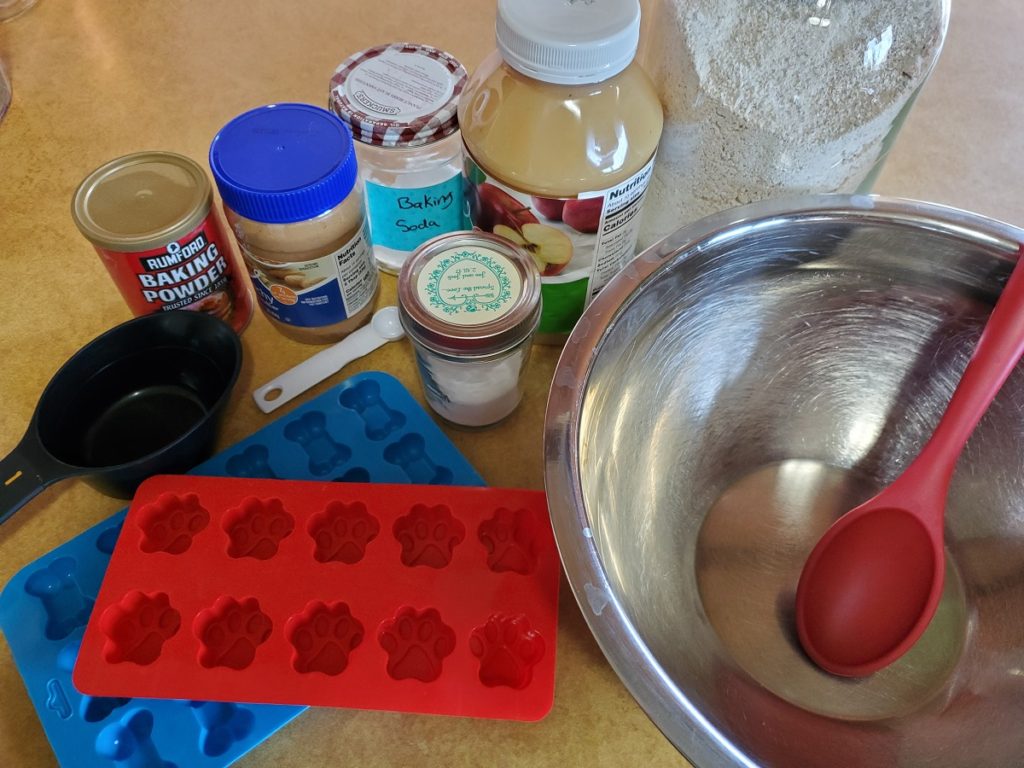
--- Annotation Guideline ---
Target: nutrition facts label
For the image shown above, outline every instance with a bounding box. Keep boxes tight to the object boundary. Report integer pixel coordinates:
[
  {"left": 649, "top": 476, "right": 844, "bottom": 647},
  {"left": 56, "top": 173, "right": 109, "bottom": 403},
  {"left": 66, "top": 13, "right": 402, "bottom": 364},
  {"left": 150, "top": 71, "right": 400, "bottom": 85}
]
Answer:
[
  {"left": 589, "top": 157, "right": 655, "bottom": 297},
  {"left": 335, "top": 221, "right": 378, "bottom": 317}
]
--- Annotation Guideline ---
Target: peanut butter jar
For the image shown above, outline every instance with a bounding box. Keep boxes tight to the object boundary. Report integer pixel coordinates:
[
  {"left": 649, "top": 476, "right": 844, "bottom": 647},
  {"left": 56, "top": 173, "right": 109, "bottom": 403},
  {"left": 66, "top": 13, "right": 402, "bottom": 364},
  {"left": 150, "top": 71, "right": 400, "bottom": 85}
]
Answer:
[{"left": 209, "top": 103, "right": 380, "bottom": 344}]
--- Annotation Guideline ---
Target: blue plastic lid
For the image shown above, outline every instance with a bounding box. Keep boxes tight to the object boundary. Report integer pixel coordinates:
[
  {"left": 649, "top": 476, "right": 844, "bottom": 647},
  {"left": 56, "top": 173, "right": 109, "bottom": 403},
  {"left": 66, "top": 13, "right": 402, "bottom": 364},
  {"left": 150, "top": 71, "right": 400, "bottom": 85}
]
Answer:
[{"left": 209, "top": 103, "right": 358, "bottom": 224}]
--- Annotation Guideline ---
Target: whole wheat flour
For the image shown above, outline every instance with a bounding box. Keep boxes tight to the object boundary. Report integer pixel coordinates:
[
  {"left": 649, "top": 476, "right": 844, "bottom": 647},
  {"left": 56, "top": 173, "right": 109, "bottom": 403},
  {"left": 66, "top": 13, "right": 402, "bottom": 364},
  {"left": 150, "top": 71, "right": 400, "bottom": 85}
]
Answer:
[{"left": 637, "top": 0, "right": 947, "bottom": 249}]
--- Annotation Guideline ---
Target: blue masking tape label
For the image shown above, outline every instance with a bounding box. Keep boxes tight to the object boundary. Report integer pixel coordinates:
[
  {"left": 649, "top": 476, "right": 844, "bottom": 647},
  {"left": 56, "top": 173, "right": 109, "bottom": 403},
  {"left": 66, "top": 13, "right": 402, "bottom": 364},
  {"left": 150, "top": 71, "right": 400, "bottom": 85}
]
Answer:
[{"left": 364, "top": 174, "right": 464, "bottom": 253}]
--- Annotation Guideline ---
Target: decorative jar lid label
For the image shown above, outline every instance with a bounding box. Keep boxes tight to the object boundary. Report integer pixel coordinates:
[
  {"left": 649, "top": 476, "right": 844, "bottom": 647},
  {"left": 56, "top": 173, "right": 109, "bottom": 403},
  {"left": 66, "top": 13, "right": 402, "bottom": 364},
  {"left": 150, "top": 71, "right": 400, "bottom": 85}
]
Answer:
[{"left": 416, "top": 246, "right": 522, "bottom": 326}]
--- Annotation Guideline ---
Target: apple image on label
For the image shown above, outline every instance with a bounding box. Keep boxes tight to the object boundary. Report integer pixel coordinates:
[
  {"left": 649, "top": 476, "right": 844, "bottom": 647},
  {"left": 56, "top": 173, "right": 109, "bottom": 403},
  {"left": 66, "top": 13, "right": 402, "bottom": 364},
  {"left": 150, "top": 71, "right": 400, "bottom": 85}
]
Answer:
[
  {"left": 562, "top": 196, "right": 604, "bottom": 234},
  {"left": 474, "top": 183, "right": 538, "bottom": 232},
  {"left": 493, "top": 223, "right": 573, "bottom": 277},
  {"left": 531, "top": 196, "right": 566, "bottom": 222}
]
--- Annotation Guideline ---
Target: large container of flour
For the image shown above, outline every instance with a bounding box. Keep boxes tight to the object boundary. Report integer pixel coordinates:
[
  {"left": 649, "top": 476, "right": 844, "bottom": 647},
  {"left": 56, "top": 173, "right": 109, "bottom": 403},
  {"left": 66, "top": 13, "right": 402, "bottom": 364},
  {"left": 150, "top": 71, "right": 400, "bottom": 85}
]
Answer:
[{"left": 637, "top": 0, "right": 949, "bottom": 249}]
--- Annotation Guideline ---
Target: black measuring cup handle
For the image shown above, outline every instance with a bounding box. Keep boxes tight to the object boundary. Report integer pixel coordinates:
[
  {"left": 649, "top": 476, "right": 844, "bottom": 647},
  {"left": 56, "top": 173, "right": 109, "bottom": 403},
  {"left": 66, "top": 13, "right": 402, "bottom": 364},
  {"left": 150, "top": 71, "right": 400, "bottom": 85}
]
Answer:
[{"left": 0, "top": 432, "right": 75, "bottom": 525}]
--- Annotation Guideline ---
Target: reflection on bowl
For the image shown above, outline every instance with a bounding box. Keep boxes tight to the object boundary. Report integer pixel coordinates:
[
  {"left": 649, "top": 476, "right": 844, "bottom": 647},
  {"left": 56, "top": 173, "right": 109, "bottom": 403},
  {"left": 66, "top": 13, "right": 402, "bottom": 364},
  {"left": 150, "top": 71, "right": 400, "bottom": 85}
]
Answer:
[{"left": 545, "top": 196, "right": 1024, "bottom": 767}]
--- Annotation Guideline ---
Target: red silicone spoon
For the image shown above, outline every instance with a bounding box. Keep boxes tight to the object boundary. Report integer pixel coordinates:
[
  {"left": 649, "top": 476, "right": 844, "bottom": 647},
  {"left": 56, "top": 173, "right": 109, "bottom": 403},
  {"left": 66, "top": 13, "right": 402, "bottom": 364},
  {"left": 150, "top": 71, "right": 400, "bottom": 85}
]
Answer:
[{"left": 795, "top": 245, "right": 1024, "bottom": 677}]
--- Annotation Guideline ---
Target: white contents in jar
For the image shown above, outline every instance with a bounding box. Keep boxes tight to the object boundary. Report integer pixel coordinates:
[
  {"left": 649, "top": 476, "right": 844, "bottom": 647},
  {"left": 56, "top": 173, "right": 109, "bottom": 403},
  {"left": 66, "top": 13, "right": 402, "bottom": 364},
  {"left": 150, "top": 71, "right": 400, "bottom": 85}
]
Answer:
[
  {"left": 417, "top": 349, "right": 526, "bottom": 428},
  {"left": 637, "top": 0, "right": 947, "bottom": 249}
]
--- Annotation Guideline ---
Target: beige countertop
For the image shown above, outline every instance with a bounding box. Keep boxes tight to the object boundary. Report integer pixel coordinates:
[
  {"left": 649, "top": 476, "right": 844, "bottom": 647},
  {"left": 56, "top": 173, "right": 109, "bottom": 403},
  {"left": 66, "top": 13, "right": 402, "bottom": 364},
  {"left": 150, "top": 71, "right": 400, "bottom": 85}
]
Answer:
[{"left": 0, "top": 2, "right": 1021, "bottom": 766}]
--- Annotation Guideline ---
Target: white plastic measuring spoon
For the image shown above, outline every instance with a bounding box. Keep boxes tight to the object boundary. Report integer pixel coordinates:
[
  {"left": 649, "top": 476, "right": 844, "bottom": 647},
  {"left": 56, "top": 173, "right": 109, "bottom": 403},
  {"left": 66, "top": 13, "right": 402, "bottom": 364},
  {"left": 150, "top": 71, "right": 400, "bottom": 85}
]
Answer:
[{"left": 252, "top": 306, "right": 405, "bottom": 414}]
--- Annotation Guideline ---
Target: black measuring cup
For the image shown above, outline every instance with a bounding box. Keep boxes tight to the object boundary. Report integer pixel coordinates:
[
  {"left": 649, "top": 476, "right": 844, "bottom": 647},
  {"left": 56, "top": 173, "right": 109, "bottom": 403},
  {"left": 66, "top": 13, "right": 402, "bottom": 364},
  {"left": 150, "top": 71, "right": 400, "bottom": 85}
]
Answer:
[{"left": 0, "top": 310, "right": 242, "bottom": 524}]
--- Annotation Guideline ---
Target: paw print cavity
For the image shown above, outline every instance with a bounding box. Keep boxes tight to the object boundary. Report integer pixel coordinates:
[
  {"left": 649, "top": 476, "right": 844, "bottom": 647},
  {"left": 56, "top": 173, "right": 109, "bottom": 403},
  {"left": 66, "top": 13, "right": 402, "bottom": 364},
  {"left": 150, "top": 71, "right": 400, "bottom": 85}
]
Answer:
[
  {"left": 478, "top": 507, "right": 541, "bottom": 575},
  {"left": 95, "top": 708, "right": 176, "bottom": 768},
  {"left": 393, "top": 504, "right": 465, "bottom": 568},
  {"left": 194, "top": 596, "right": 272, "bottom": 670},
  {"left": 338, "top": 379, "right": 406, "bottom": 440},
  {"left": 137, "top": 492, "right": 210, "bottom": 555},
  {"left": 307, "top": 501, "right": 380, "bottom": 564},
  {"left": 225, "top": 444, "right": 278, "bottom": 479},
  {"left": 99, "top": 591, "right": 180, "bottom": 665},
  {"left": 286, "top": 600, "right": 364, "bottom": 675},
  {"left": 383, "top": 433, "right": 454, "bottom": 485},
  {"left": 284, "top": 411, "right": 351, "bottom": 476},
  {"left": 222, "top": 497, "right": 294, "bottom": 560},
  {"left": 470, "top": 614, "right": 546, "bottom": 690},
  {"left": 378, "top": 606, "right": 456, "bottom": 683},
  {"left": 187, "top": 701, "right": 255, "bottom": 757},
  {"left": 24, "top": 557, "right": 94, "bottom": 640}
]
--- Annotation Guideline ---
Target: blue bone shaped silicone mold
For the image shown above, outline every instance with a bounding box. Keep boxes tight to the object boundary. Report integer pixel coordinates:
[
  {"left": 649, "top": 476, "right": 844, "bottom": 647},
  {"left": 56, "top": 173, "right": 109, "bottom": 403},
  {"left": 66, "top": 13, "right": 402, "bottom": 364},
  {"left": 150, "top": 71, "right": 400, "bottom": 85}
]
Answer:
[
  {"left": 284, "top": 411, "right": 352, "bottom": 476},
  {"left": 188, "top": 701, "right": 255, "bottom": 757},
  {"left": 96, "top": 709, "right": 176, "bottom": 768},
  {"left": 384, "top": 433, "right": 454, "bottom": 485},
  {"left": 225, "top": 444, "right": 278, "bottom": 479},
  {"left": 338, "top": 378, "right": 406, "bottom": 440},
  {"left": 24, "top": 557, "right": 94, "bottom": 641},
  {"left": 57, "top": 638, "right": 130, "bottom": 723}
]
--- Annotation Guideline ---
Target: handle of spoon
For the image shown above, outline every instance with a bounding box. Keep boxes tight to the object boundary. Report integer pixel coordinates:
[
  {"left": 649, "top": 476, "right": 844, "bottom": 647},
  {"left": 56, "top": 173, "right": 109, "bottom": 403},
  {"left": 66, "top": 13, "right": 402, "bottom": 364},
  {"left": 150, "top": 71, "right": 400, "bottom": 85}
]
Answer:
[
  {"left": 252, "top": 323, "right": 391, "bottom": 414},
  {"left": 900, "top": 246, "right": 1024, "bottom": 508}
]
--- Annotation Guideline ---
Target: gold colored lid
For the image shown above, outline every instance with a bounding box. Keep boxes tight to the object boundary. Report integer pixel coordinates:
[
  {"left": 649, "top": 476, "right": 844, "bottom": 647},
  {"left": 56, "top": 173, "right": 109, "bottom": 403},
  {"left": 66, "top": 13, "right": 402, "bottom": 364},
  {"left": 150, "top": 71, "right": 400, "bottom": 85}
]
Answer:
[{"left": 72, "top": 151, "right": 212, "bottom": 252}]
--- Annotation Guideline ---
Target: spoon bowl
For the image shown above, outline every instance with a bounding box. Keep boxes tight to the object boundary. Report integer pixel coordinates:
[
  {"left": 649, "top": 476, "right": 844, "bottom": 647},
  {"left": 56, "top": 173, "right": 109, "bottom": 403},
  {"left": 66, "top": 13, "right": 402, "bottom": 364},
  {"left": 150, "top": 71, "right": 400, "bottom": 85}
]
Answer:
[{"left": 795, "top": 245, "right": 1024, "bottom": 676}]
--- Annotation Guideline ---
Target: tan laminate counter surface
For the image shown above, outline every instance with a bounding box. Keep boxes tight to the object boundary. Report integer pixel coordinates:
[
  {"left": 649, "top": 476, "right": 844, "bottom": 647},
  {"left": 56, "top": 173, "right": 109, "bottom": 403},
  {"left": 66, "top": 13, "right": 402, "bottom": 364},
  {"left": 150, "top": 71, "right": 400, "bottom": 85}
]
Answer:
[{"left": 1, "top": 2, "right": 1021, "bottom": 766}]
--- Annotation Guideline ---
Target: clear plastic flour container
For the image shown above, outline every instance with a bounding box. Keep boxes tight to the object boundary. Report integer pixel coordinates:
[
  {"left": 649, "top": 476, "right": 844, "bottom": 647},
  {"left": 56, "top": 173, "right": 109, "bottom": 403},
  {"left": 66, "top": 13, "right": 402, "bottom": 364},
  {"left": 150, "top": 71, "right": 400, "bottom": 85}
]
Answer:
[{"left": 636, "top": 0, "right": 950, "bottom": 249}]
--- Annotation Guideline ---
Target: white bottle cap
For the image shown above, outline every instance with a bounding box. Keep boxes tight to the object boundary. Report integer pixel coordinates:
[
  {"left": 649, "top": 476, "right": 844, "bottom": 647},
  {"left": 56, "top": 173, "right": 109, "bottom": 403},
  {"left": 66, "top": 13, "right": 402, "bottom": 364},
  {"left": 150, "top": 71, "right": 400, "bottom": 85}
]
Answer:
[{"left": 496, "top": 0, "right": 641, "bottom": 86}]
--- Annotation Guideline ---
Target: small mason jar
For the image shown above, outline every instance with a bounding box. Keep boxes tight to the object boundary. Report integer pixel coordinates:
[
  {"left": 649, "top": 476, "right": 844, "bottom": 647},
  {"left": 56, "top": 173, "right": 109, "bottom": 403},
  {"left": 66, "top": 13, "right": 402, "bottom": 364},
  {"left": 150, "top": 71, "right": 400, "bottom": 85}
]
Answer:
[
  {"left": 330, "top": 43, "right": 468, "bottom": 275},
  {"left": 398, "top": 231, "right": 541, "bottom": 428}
]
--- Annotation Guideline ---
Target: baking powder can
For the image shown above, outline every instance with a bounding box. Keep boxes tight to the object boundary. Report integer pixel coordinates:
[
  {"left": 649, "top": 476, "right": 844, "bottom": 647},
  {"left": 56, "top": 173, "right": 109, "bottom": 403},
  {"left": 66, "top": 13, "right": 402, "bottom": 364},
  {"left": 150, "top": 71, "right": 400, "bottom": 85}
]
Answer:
[{"left": 72, "top": 151, "right": 253, "bottom": 333}]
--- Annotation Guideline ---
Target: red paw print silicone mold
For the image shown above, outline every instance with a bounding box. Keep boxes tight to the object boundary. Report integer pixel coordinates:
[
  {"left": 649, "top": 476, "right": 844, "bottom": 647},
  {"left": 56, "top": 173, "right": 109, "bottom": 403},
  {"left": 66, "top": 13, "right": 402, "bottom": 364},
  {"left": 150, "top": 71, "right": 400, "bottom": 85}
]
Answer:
[
  {"left": 393, "top": 504, "right": 465, "bottom": 568},
  {"left": 194, "top": 596, "right": 273, "bottom": 670},
  {"left": 76, "top": 475, "right": 559, "bottom": 721},
  {"left": 470, "top": 614, "right": 545, "bottom": 689},
  {"left": 223, "top": 497, "right": 294, "bottom": 560},
  {"left": 478, "top": 507, "right": 542, "bottom": 575},
  {"left": 98, "top": 591, "right": 180, "bottom": 665},
  {"left": 286, "top": 601, "right": 364, "bottom": 675},
  {"left": 137, "top": 492, "right": 210, "bottom": 555},
  {"left": 307, "top": 501, "right": 379, "bottom": 564},
  {"left": 378, "top": 606, "right": 456, "bottom": 683}
]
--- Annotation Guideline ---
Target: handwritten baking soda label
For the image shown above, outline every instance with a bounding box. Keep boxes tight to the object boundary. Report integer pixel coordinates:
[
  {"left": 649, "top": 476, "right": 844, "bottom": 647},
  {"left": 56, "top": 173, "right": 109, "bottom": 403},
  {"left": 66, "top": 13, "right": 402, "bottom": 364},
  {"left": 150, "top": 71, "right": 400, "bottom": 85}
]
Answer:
[
  {"left": 241, "top": 222, "right": 377, "bottom": 329},
  {"left": 417, "top": 246, "right": 522, "bottom": 325},
  {"left": 464, "top": 154, "right": 655, "bottom": 335},
  {"left": 95, "top": 216, "right": 244, "bottom": 324},
  {"left": 364, "top": 174, "right": 464, "bottom": 252}
]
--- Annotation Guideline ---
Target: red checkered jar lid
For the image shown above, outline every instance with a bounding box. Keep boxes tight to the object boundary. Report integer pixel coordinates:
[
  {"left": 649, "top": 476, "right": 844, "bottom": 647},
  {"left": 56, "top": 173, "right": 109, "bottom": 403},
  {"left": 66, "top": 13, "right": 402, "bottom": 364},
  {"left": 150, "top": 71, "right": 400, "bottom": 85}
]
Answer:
[{"left": 329, "top": 42, "right": 468, "bottom": 149}]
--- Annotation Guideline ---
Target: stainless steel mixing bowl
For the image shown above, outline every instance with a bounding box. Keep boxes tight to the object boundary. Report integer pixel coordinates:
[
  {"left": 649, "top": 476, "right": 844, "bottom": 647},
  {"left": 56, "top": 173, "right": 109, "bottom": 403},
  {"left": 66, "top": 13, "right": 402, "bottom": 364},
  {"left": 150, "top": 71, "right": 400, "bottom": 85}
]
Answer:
[{"left": 545, "top": 196, "right": 1024, "bottom": 767}]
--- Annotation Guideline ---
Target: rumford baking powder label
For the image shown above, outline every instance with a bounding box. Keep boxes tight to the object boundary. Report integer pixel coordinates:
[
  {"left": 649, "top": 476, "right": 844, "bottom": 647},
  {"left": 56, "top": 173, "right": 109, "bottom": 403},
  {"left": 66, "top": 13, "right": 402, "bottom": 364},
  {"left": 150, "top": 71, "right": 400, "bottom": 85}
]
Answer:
[{"left": 95, "top": 214, "right": 241, "bottom": 324}]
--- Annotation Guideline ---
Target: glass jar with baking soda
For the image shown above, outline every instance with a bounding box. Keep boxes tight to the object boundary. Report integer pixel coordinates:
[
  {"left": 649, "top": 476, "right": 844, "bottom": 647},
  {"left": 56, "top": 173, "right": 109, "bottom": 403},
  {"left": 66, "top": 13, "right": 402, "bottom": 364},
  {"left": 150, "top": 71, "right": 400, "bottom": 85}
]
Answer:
[
  {"left": 209, "top": 103, "right": 380, "bottom": 345},
  {"left": 458, "top": 0, "right": 663, "bottom": 345},
  {"left": 330, "top": 42, "right": 469, "bottom": 275}
]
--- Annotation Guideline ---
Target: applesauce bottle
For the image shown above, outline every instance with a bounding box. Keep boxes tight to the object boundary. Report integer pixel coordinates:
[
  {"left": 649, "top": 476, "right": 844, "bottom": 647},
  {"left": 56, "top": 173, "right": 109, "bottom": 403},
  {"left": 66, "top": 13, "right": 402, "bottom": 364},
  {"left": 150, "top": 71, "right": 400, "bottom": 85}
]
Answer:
[{"left": 459, "top": 0, "right": 663, "bottom": 344}]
